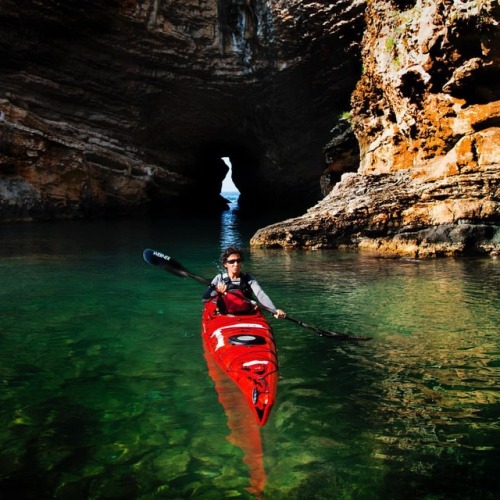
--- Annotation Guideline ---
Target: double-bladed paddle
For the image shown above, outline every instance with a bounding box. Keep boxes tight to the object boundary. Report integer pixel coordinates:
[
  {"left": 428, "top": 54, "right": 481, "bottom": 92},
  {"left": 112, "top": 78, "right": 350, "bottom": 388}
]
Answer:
[{"left": 143, "top": 248, "right": 372, "bottom": 341}]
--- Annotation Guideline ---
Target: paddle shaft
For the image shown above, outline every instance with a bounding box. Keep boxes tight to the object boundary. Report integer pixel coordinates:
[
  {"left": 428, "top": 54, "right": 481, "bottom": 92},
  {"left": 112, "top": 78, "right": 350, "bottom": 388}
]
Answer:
[{"left": 143, "top": 249, "right": 372, "bottom": 341}]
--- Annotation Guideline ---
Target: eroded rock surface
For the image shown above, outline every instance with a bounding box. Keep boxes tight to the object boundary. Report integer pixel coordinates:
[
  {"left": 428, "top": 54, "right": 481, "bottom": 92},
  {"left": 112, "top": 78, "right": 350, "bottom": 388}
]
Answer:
[
  {"left": 0, "top": 0, "right": 364, "bottom": 220},
  {"left": 1, "top": 1, "right": 498, "bottom": 257},
  {"left": 252, "top": 0, "right": 499, "bottom": 257}
]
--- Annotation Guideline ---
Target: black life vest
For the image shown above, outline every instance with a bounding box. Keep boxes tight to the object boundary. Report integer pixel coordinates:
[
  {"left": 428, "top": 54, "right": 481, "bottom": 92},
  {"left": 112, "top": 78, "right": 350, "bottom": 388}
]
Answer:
[
  {"left": 218, "top": 273, "right": 254, "bottom": 314},
  {"left": 223, "top": 272, "right": 252, "bottom": 298}
]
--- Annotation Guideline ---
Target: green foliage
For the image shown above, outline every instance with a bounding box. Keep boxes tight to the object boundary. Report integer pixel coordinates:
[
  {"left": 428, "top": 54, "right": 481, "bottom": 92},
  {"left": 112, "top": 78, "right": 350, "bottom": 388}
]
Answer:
[
  {"left": 339, "top": 110, "right": 352, "bottom": 122},
  {"left": 385, "top": 37, "right": 396, "bottom": 51}
]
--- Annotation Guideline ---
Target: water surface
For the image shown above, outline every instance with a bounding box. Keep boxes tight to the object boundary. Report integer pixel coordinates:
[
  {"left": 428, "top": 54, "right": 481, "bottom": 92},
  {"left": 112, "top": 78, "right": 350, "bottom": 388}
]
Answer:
[{"left": 0, "top": 198, "right": 498, "bottom": 499}]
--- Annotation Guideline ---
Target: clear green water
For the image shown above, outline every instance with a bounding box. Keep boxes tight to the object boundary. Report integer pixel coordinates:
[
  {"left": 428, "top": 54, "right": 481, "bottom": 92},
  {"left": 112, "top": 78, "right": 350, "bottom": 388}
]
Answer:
[{"left": 0, "top": 202, "right": 499, "bottom": 499}]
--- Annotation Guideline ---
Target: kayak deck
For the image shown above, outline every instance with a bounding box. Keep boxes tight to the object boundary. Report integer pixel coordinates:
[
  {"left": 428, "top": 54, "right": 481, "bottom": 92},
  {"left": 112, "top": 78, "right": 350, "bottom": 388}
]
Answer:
[{"left": 202, "top": 300, "right": 278, "bottom": 426}]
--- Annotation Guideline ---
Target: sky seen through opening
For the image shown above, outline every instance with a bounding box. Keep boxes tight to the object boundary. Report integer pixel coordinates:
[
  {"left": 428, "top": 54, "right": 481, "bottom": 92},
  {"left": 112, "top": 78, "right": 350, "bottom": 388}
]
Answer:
[{"left": 221, "top": 157, "right": 239, "bottom": 193}]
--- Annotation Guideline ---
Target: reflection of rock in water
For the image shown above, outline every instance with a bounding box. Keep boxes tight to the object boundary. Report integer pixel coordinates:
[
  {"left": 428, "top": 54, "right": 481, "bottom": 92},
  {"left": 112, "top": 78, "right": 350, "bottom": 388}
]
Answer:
[{"left": 203, "top": 344, "right": 266, "bottom": 498}]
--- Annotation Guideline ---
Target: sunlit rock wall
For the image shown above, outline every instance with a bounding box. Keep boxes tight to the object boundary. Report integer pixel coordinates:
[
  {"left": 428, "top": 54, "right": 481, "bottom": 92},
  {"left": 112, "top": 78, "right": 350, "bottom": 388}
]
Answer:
[{"left": 252, "top": 0, "right": 499, "bottom": 257}]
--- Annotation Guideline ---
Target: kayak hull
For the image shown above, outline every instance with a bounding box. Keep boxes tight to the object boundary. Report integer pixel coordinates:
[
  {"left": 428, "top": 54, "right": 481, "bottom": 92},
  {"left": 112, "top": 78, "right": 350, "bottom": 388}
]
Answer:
[{"left": 202, "top": 300, "right": 278, "bottom": 426}]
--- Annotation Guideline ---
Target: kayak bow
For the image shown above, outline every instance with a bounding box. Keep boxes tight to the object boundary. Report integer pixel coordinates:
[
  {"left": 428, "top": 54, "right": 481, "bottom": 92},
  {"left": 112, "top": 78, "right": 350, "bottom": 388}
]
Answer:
[{"left": 202, "top": 299, "right": 278, "bottom": 426}]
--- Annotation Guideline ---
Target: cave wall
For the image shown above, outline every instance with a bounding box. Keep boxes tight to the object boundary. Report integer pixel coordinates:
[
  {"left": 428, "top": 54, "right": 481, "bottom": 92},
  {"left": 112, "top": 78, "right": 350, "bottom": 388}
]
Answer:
[
  {"left": 0, "top": 0, "right": 366, "bottom": 221},
  {"left": 251, "top": 0, "right": 500, "bottom": 257},
  {"left": 3, "top": 1, "right": 497, "bottom": 257}
]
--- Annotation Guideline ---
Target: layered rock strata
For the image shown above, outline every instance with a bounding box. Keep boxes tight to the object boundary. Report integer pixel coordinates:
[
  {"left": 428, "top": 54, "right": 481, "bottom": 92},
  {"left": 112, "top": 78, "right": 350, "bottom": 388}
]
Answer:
[
  {"left": 252, "top": 0, "right": 499, "bottom": 257},
  {"left": 0, "top": 0, "right": 364, "bottom": 220},
  {"left": 0, "top": 1, "right": 498, "bottom": 257}
]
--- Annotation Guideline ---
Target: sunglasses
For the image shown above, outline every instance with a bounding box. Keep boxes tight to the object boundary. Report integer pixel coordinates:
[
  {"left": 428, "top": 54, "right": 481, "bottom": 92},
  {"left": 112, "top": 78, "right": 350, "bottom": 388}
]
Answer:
[{"left": 226, "top": 258, "right": 242, "bottom": 264}]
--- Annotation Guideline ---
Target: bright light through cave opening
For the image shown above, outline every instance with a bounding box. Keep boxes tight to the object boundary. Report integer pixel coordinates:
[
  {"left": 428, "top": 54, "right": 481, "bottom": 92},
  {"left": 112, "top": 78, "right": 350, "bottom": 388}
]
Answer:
[{"left": 221, "top": 157, "right": 240, "bottom": 195}]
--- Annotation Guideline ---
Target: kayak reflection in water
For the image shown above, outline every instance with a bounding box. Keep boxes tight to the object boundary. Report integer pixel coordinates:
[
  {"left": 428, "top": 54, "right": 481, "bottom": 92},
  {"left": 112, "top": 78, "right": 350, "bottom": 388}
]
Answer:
[
  {"left": 203, "top": 343, "right": 267, "bottom": 497},
  {"left": 202, "top": 246, "right": 286, "bottom": 319}
]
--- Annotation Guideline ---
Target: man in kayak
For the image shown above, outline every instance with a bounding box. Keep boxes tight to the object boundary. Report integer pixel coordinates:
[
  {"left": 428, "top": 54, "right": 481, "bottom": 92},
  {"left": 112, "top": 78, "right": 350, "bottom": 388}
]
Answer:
[{"left": 202, "top": 246, "right": 286, "bottom": 318}]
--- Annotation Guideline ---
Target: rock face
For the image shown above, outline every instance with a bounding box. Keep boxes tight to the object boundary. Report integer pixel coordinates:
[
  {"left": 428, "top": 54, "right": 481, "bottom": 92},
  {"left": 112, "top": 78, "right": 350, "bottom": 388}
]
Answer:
[
  {"left": 252, "top": 0, "right": 500, "bottom": 257},
  {"left": 0, "top": 0, "right": 364, "bottom": 220},
  {"left": 1, "top": 1, "right": 498, "bottom": 257}
]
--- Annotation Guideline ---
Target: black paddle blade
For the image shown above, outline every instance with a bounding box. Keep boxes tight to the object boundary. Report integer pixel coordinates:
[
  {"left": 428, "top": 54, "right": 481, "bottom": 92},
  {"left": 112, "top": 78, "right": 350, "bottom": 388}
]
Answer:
[
  {"left": 143, "top": 249, "right": 191, "bottom": 278},
  {"left": 143, "top": 249, "right": 210, "bottom": 285}
]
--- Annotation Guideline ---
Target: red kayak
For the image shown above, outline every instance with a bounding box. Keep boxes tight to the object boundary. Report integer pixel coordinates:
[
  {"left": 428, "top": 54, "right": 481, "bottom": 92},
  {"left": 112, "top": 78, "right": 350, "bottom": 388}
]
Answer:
[{"left": 201, "top": 299, "right": 279, "bottom": 426}]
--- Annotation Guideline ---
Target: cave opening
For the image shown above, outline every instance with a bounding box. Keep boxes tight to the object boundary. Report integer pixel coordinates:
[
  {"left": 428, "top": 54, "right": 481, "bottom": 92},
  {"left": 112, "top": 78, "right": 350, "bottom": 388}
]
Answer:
[
  {"left": 221, "top": 157, "right": 240, "bottom": 196},
  {"left": 195, "top": 140, "right": 261, "bottom": 214}
]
